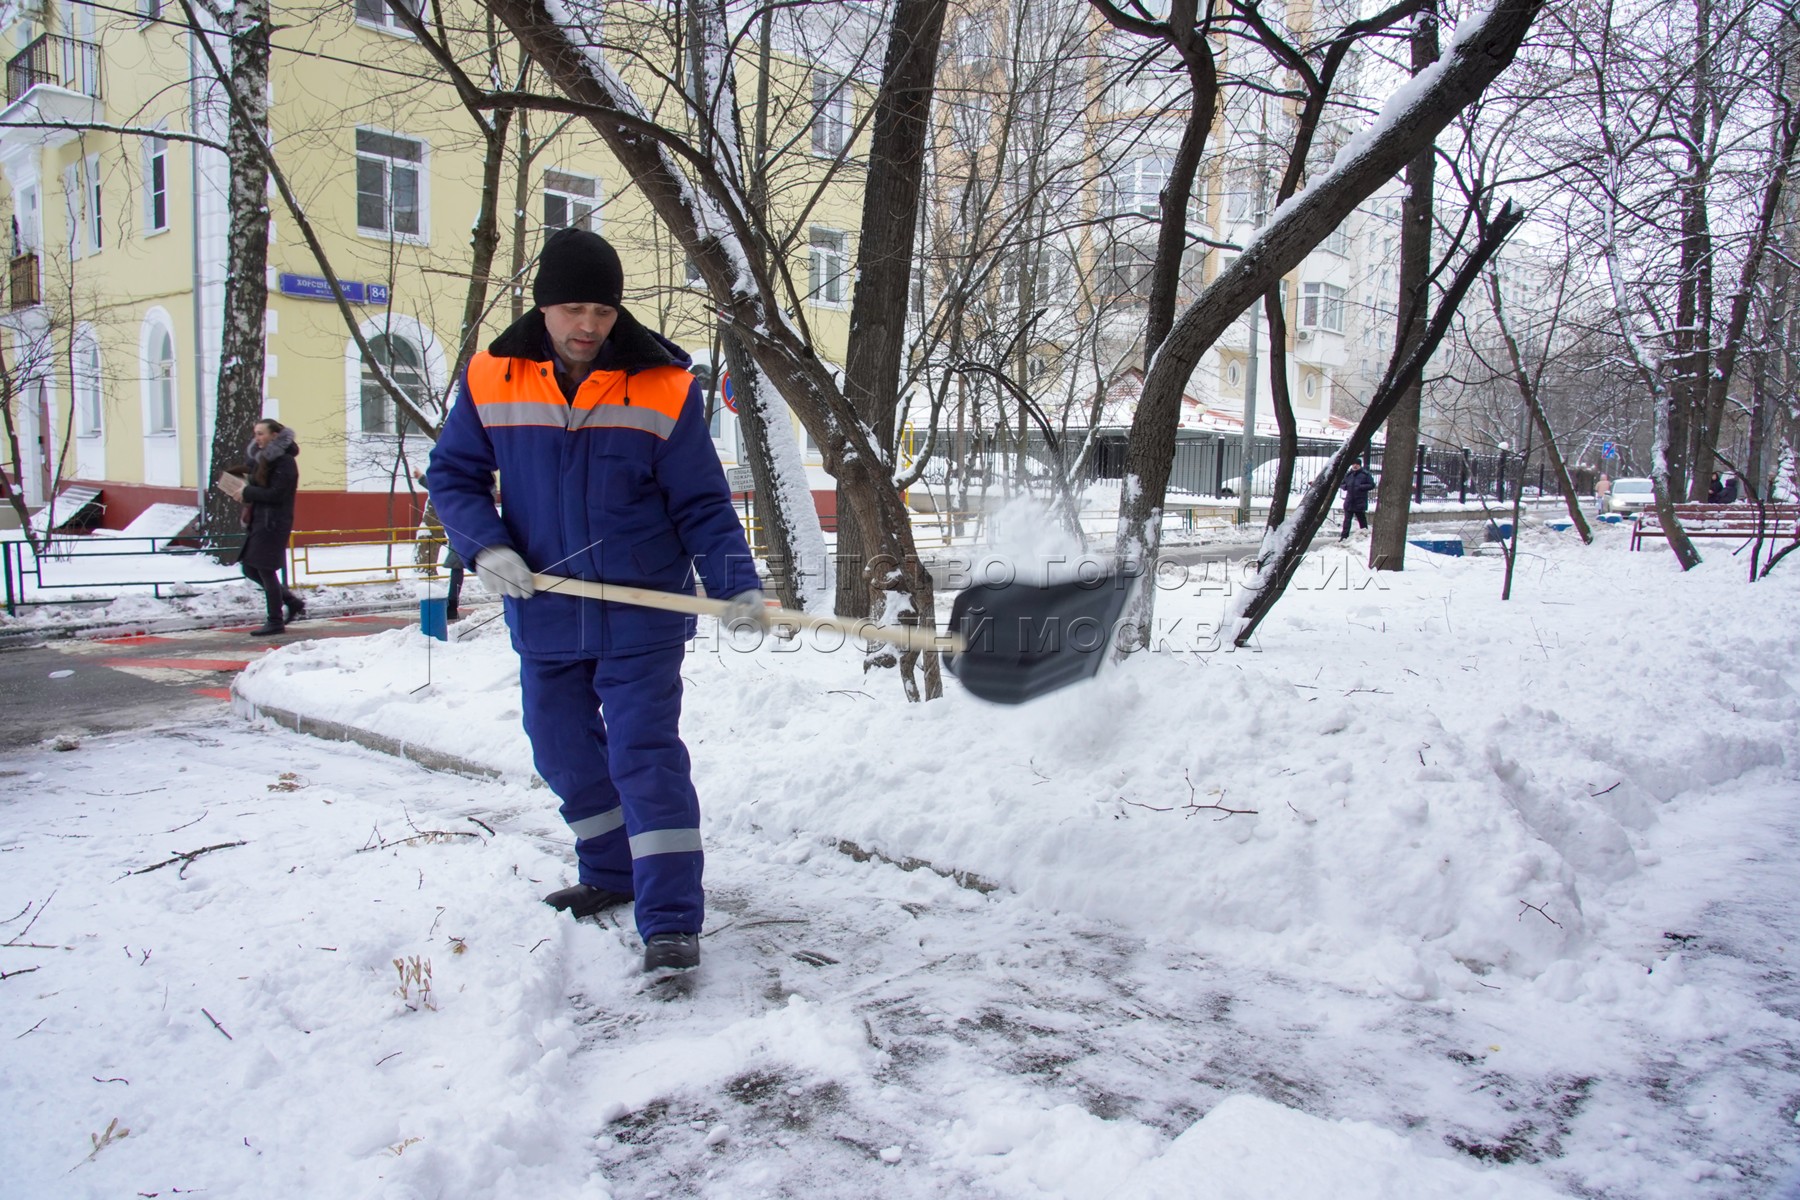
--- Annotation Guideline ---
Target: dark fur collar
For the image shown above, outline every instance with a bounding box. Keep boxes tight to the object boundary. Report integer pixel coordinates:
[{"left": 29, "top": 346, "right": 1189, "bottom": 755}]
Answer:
[{"left": 244, "top": 428, "right": 298, "bottom": 465}]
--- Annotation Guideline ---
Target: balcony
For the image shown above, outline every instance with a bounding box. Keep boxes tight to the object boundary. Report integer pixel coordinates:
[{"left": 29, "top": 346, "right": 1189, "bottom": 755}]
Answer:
[
  {"left": 10, "top": 253, "right": 40, "bottom": 311},
  {"left": 6, "top": 34, "right": 102, "bottom": 106}
]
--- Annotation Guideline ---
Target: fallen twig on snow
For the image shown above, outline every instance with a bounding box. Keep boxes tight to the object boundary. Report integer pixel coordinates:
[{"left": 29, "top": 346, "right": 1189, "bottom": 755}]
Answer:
[
  {"left": 4, "top": 891, "right": 54, "bottom": 946},
  {"left": 201, "top": 1008, "right": 233, "bottom": 1040},
  {"left": 128, "top": 842, "right": 248, "bottom": 879}
]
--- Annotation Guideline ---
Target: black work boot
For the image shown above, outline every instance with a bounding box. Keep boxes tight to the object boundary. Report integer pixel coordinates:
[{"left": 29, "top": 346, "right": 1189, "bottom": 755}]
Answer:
[
  {"left": 249, "top": 619, "right": 285, "bottom": 637},
  {"left": 543, "top": 883, "right": 632, "bottom": 919},
  {"left": 643, "top": 932, "right": 700, "bottom": 972},
  {"left": 283, "top": 593, "right": 307, "bottom": 623}
]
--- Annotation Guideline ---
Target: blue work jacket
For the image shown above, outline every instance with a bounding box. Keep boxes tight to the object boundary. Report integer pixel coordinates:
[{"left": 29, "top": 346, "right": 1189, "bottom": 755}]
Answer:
[{"left": 427, "top": 308, "right": 759, "bottom": 659}]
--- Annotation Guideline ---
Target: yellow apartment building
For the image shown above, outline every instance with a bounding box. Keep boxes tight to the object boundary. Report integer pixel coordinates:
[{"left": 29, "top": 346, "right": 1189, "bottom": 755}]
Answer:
[{"left": 0, "top": 0, "right": 860, "bottom": 533}]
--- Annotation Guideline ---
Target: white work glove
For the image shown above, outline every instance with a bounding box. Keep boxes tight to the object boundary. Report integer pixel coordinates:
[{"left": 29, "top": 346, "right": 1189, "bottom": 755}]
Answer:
[
  {"left": 723, "top": 589, "right": 770, "bottom": 631},
  {"left": 475, "top": 546, "right": 536, "bottom": 599}
]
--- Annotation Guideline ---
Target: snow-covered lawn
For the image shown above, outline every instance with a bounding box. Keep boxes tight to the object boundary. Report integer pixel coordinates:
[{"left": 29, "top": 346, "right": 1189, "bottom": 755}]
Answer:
[{"left": 4, "top": 522, "right": 1797, "bottom": 1198}]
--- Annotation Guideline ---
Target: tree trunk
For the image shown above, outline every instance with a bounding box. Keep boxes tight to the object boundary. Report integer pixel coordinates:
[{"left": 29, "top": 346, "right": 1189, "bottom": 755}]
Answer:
[
  {"left": 1369, "top": 5, "right": 1438, "bottom": 573},
  {"left": 201, "top": 0, "right": 271, "bottom": 548},
  {"left": 837, "top": 0, "right": 947, "bottom": 625},
  {"left": 1485, "top": 269, "right": 1592, "bottom": 542},
  {"left": 1261, "top": 287, "right": 1299, "bottom": 530},
  {"left": 720, "top": 327, "right": 830, "bottom": 612}
]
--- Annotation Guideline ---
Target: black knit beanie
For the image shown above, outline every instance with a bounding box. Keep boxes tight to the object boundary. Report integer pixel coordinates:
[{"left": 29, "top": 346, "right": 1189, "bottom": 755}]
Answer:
[{"left": 533, "top": 228, "right": 624, "bottom": 308}]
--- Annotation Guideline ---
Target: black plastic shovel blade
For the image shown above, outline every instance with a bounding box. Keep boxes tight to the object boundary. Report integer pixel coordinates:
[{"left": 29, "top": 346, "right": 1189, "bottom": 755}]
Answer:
[{"left": 945, "top": 573, "right": 1133, "bottom": 704}]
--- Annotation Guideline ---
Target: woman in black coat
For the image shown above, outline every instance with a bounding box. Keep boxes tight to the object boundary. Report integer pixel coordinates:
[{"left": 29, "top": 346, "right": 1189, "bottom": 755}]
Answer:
[{"left": 239, "top": 419, "right": 306, "bottom": 636}]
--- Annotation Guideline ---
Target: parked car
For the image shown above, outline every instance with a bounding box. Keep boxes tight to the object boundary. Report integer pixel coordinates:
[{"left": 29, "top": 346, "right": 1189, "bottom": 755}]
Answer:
[
  {"left": 1606, "top": 477, "right": 1656, "bottom": 513},
  {"left": 1370, "top": 468, "right": 1450, "bottom": 500}
]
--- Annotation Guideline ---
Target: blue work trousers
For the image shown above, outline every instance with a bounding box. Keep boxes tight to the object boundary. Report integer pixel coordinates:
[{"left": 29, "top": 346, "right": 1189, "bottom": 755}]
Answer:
[{"left": 518, "top": 645, "right": 703, "bottom": 939}]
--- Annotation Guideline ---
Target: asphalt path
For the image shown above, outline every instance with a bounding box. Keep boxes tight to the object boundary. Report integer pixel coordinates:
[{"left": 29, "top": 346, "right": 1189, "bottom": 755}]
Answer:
[{"left": 0, "top": 614, "right": 412, "bottom": 751}]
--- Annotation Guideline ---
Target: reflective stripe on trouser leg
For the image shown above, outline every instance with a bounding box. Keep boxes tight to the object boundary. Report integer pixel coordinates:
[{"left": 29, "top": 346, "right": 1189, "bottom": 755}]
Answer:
[
  {"left": 517, "top": 656, "right": 633, "bottom": 894},
  {"left": 590, "top": 644, "right": 703, "bottom": 939}
]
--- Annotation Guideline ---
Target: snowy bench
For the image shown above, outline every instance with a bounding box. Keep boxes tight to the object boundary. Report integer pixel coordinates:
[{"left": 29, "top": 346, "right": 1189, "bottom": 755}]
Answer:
[{"left": 1631, "top": 503, "right": 1800, "bottom": 551}]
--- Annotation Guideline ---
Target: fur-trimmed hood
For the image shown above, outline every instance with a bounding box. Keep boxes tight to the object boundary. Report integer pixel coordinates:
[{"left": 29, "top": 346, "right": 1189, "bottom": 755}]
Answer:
[
  {"left": 245, "top": 427, "right": 299, "bottom": 466},
  {"left": 485, "top": 307, "right": 689, "bottom": 374}
]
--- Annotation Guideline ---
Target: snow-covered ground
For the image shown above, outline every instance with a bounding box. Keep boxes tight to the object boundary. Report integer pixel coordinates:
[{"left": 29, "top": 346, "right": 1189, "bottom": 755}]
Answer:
[{"left": 4, "top": 519, "right": 1798, "bottom": 1198}]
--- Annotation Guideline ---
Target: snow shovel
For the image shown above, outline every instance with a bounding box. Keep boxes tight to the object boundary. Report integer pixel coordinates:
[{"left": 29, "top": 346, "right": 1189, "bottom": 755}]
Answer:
[{"left": 530, "top": 571, "right": 1132, "bottom": 705}]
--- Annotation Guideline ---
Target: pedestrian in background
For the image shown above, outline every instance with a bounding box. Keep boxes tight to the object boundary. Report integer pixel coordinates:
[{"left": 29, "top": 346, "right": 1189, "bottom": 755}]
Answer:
[
  {"left": 1595, "top": 473, "right": 1612, "bottom": 514},
  {"left": 1707, "top": 472, "right": 1724, "bottom": 503},
  {"left": 1340, "top": 458, "right": 1376, "bottom": 540},
  {"left": 1721, "top": 474, "right": 1740, "bottom": 504},
  {"left": 229, "top": 419, "right": 305, "bottom": 637},
  {"left": 428, "top": 228, "right": 766, "bottom": 974}
]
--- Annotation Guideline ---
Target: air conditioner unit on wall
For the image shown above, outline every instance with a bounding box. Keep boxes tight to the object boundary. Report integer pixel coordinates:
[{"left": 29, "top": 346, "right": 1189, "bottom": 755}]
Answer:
[{"left": 1295, "top": 328, "right": 1312, "bottom": 342}]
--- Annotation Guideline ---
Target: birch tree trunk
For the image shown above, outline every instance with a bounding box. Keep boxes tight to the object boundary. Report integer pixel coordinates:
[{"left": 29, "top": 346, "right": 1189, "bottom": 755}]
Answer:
[
  {"left": 685, "top": 0, "right": 830, "bottom": 616},
  {"left": 201, "top": 0, "right": 270, "bottom": 547}
]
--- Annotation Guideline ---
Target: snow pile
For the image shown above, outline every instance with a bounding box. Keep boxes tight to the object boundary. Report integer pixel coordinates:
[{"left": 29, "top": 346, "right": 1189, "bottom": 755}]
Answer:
[{"left": 234, "top": 529, "right": 1800, "bottom": 1001}]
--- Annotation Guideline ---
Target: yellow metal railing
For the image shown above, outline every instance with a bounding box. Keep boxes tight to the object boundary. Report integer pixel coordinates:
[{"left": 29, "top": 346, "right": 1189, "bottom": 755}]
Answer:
[{"left": 287, "top": 525, "right": 456, "bottom": 588}]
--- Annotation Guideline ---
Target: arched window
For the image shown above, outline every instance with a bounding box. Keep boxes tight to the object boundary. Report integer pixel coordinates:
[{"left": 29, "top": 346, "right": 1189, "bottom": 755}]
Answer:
[
  {"left": 75, "top": 335, "right": 102, "bottom": 436},
  {"left": 150, "top": 326, "right": 176, "bottom": 433},
  {"left": 359, "top": 333, "right": 426, "bottom": 434}
]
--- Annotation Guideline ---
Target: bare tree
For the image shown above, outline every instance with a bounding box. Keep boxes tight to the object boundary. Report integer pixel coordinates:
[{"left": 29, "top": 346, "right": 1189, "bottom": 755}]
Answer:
[
  {"left": 1110, "top": 0, "right": 1544, "bottom": 653},
  {"left": 1228, "top": 202, "right": 1525, "bottom": 644}
]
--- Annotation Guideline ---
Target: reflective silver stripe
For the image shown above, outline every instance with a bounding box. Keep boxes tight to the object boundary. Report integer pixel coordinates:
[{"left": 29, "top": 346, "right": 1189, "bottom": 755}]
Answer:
[
  {"left": 568, "top": 809, "right": 625, "bottom": 840},
  {"left": 477, "top": 401, "right": 570, "bottom": 428},
  {"left": 629, "top": 827, "right": 703, "bottom": 857},
  {"left": 570, "top": 406, "right": 679, "bottom": 438}
]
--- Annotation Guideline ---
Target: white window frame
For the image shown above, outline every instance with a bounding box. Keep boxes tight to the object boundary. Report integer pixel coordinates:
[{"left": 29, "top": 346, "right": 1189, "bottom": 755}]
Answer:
[
  {"left": 543, "top": 168, "right": 600, "bottom": 233},
  {"left": 85, "top": 153, "right": 102, "bottom": 256},
  {"left": 355, "top": 0, "right": 422, "bottom": 34},
  {"left": 14, "top": 182, "right": 41, "bottom": 254},
  {"left": 354, "top": 127, "right": 428, "bottom": 243},
  {"left": 143, "top": 319, "right": 178, "bottom": 435},
  {"left": 808, "top": 228, "right": 849, "bottom": 306},
  {"left": 74, "top": 332, "right": 103, "bottom": 437},
  {"left": 358, "top": 331, "right": 429, "bottom": 435},
  {"left": 811, "top": 73, "right": 850, "bottom": 156},
  {"left": 142, "top": 133, "right": 169, "bottom": 235},
  {"left": 1300, "top": 281, "right": 1345, "bottom": 334},
  {"left": 1106, "top": 155, "right": 1171, "bottom": 218}
]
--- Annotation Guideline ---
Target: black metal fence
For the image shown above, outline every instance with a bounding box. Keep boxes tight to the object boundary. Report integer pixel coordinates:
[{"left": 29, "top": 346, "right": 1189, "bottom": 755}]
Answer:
[
  {"left": 916, "top": 428, "right": 1527, "bottom": 504},
  {"left": 1, "top": 533, "right": 246, "bottom": 616}
]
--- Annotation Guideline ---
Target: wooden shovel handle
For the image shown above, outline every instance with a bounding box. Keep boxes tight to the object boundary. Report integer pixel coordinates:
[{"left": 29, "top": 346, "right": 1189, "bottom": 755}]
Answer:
[{"left": 531, "top": 573, "right": 964, "bottom": 655}]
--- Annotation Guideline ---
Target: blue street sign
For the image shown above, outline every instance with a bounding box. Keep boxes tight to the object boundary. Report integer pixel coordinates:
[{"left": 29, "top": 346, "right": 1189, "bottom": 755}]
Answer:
[
  {"left": 277, "top": 273, "right": 392, "bottom": 306},
  {"left": 1601, "top": 441, "right": 1617, "bottom": 459},
  {"left": 720, "top": 370, "right": 737, "bottom": 413}
]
